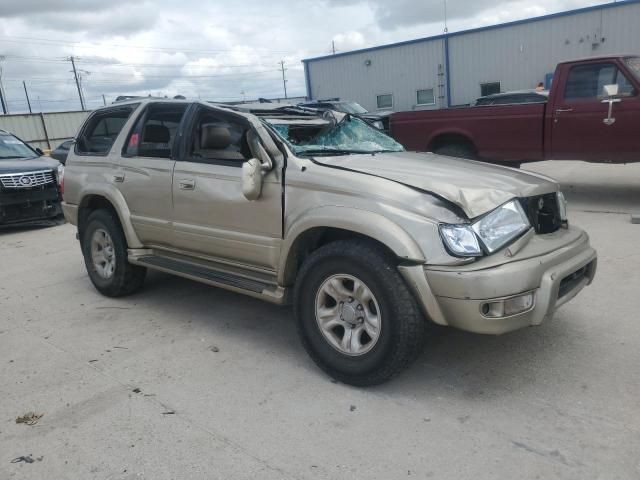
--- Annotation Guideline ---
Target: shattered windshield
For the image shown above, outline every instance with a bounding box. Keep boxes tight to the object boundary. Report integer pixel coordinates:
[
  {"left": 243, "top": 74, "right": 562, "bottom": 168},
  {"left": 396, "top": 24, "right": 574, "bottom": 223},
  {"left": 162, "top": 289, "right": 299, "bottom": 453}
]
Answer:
[
  {"left": 266, "top": 116, "right": 404, "bottom": 156},
  {"left": 0, "top": 134, "right": 37, "bottom": 159}
]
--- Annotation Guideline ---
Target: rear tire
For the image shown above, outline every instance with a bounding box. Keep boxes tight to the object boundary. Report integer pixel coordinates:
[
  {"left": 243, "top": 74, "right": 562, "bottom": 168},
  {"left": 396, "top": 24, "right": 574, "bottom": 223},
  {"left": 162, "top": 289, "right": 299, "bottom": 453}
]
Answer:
[
  {"left": 294, "top": 240, "right": 425, "bottom": 386},
  {"left": 433, "top": 142, "right": 476, "bottom": 160},
  {"left": 81, "top": 210, "right": 146, "bottom": 297}
]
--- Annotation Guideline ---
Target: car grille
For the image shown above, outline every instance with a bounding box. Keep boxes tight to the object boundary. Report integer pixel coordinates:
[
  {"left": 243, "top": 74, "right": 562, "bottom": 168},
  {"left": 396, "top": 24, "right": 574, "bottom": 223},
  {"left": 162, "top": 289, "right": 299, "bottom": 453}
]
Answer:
[
  {"left": 520, "top": 193, "right": 562, "bottom": 234},
  {"left": 0, "top": 170, "right": 55, "bottom": 189}
]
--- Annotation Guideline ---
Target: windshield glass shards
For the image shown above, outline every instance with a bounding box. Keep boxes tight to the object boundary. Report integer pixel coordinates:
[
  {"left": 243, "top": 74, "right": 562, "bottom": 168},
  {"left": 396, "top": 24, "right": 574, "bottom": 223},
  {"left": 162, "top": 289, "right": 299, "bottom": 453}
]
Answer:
[
  {"left": 265, "top": 116, "right": 403, "bottom": 156},
  {"left": 0, "top": 134, "right": 37, "bottom": 160}
]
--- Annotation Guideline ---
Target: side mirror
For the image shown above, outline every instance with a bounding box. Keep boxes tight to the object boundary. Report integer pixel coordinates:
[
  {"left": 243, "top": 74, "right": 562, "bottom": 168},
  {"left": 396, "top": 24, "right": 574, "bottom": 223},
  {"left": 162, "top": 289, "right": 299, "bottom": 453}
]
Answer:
[
  {"left": 35, "top": 147, "right": 44, "bottom": 156},
  {"left": 602, "top": 84, "right": 619, "bottom": 98},
  {"left": 242, "top": 158, "right": 263, "bottom": 201}
]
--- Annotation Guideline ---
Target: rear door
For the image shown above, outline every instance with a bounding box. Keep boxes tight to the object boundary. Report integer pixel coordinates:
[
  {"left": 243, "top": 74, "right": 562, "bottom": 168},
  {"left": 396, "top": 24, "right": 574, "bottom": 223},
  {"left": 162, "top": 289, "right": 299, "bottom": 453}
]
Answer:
[
  {"left": 115, "top": 102, "right": 189, "bottom": 246},
  {"left": 171, "top": 105, "right": 282, "bottom": 269},
  {"left": 550, "top": 61, "right": 640, "bottom": 162}
]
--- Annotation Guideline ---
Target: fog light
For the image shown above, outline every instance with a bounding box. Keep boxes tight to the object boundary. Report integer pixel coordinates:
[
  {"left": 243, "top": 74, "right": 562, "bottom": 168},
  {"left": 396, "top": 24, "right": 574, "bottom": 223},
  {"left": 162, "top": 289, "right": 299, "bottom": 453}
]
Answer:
[{"left": 481, "top": 292, "right": 534, "bottom": 318}]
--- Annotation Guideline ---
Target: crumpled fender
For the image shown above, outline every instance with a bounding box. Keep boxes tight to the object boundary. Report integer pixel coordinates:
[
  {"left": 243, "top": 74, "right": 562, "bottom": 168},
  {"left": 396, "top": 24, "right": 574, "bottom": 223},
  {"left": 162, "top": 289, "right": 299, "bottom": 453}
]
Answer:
[{"left": 278, "top": 205, "right": 426, "bottom": 285}]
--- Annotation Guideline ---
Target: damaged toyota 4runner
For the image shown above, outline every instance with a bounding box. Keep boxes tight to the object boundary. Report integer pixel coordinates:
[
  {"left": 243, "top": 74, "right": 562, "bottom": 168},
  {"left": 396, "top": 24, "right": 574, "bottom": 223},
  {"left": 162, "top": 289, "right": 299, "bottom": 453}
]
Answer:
[{"left": 62, "top": 99, "right": 597, "bottom": 385}]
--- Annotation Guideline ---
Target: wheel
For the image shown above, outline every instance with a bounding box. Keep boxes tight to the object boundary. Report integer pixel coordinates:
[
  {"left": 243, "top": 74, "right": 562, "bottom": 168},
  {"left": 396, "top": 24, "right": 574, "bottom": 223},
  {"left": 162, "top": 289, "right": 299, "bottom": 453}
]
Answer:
[
  {"left": 294, "top": 240, "right": 425, "bottom": 386},
  {"left": 433, "top": 142, "right": 476, "bottom": 160},
  {"left": 81, "top": 210, "right": 146, "bottom": 297}
]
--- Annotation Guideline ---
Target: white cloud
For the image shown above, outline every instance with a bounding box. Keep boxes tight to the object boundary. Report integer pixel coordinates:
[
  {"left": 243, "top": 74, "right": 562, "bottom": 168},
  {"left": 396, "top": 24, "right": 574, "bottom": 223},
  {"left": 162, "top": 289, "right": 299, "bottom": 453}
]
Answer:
[{"left": 0, "top": 0, "right": 602, "bottom": 112}]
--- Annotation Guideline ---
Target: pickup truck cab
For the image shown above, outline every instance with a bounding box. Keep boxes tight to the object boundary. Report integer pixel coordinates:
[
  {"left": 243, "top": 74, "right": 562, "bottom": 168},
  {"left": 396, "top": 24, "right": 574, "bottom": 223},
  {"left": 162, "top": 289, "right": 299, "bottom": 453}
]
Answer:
[
  {"left": 62, "top": 100, "right": 597, "bottom": 385},
  {"left": 391, "top": 55, "right": 640, "bottom": 164}
]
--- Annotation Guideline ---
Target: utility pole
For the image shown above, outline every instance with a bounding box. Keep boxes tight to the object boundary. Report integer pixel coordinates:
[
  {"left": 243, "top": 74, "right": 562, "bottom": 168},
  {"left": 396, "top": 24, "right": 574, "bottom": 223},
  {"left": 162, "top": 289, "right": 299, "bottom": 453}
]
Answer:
[
  {"left": 279, "top": 60, "right": 288, "bottom": 99},
  {"left": 23, "top": 81, "right": 32, "bottom": 113},
  {"left": 102, "top": 94, "right": 107, "bottom": 106},
  {"left": 69, "top": 56, "right": 86, "bottom": 110},
  {"left": 332, "top": 40, "right": 336, "bottom": 55},
  {"left": 0, "top": 56, "right": 8, "bottom": 114}
]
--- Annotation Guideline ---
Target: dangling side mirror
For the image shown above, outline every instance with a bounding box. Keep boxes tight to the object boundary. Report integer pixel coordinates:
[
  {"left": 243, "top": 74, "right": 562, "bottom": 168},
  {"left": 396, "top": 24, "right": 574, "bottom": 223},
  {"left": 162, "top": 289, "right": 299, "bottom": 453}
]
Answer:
[
  {"left": 242, "top": 158, "right": 263, "bottom": 201},
  {"left": 35, "top": 147, "right": 44, "bottom": 156}
]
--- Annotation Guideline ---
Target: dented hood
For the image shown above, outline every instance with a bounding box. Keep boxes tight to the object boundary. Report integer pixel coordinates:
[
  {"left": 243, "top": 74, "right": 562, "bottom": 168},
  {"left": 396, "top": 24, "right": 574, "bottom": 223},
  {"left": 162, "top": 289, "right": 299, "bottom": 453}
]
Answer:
[{"left": 314, "top": 151, "right": 558, "bottom": 218}]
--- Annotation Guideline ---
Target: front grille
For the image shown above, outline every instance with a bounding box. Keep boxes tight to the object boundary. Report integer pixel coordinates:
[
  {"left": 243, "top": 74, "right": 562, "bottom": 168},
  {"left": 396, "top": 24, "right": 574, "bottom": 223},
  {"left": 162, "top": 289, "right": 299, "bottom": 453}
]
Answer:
[
  {"left": 0, "top": 170, "right": 55, "bottom": 189},
  {"left": 520, "top": 193, "right": 562, "bottom": 234}
]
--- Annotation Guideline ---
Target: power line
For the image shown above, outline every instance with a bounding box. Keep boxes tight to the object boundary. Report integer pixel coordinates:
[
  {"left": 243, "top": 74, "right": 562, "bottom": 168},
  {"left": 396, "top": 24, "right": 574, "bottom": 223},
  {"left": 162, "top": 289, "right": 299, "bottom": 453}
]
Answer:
[{"left": 0, "top": 34, "right": 307, "bottom": 55}]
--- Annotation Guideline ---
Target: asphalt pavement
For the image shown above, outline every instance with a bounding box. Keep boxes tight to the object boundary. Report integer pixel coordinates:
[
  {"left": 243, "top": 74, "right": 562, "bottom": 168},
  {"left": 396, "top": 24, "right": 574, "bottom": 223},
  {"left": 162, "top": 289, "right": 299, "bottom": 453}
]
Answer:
[{"left": 1, "top": 160, "right": 639, "bottom": 480}]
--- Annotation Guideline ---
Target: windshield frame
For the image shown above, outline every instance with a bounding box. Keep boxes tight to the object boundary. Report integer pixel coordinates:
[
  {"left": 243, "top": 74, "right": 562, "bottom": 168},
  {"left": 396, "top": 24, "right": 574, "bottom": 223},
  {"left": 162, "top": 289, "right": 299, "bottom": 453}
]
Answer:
[{"left": 0, "top": 132, "right": 40, "bottom": 160}]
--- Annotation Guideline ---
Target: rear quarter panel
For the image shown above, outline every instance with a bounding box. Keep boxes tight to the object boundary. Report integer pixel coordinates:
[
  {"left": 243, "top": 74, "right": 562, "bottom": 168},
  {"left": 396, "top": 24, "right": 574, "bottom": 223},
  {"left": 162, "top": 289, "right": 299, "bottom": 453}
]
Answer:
[{"left": 390, "top": 104, "right": 546, "bottom": 162}]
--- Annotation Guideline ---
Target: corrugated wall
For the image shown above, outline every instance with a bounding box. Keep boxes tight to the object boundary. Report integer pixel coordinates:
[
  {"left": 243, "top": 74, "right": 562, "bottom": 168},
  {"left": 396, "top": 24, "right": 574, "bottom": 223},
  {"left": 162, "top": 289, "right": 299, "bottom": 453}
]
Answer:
[
  {"left": 0, "top": 111, "right": 89, "bottom": 150},
  {"left": 449, "top": 2, "right": 640, "bottom": 105},
  {"left": 305, "top": 1, "right": 640, "bottom": 111},
  {"left": 307, "top": 39, "right": 446, "bottom": 112}
]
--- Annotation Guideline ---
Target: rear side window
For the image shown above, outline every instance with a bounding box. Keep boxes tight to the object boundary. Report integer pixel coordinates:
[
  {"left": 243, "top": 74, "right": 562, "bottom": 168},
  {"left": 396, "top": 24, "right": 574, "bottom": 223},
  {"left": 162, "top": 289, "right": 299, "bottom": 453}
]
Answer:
[
  {"left": 76, "top": 106, "right": 136, "bottom": 155},
  {"left": 124, "top": 103, "right": 188, "bottom": 158}
]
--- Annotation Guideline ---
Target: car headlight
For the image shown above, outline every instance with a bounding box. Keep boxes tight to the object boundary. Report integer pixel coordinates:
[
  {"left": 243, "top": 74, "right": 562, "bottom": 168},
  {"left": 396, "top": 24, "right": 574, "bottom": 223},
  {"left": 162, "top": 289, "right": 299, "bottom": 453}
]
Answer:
[
  {"left": 440, "top": 200, "right": 531, "bottom": 257},
  {"left": 557, "top": 191, "right": 567, "bottom": 222},
  {"left": 372, "top": 120, "right": 384, "bottom": 130},
  {"left": 57, "top": 164, "right": 64, "bottom": 185},
  {"left": 439, "top": 224, "right": 482, "bottom": 257}
]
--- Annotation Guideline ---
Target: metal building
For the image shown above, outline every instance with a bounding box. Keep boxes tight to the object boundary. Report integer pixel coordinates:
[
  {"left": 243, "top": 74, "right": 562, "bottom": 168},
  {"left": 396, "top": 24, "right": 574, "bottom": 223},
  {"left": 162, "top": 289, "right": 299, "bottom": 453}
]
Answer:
[{"left": 302, "top": 0, "right": 640, "bottom": 112}]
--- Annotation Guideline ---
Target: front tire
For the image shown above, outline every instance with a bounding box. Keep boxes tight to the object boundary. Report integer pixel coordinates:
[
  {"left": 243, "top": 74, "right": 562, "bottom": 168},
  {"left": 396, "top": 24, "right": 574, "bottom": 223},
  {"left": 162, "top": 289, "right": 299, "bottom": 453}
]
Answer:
[
  {"left": 294, "top": 240, "right": 425, "bottom": 386},
  {"left": 81, "top": 210, "right": 146, "bottom": 297}
]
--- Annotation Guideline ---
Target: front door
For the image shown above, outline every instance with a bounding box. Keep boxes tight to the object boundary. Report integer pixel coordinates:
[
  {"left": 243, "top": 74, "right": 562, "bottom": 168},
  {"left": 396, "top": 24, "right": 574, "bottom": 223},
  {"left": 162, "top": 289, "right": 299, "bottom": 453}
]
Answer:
[
  {"left": 114, "top": 102, "right": 189, "bottom": 247},
  {"left": 551, "top": 61, "right": 640, "bottom": 163},
  {"left": 172, "top": 106, "right": 282, "bottom": 269}
]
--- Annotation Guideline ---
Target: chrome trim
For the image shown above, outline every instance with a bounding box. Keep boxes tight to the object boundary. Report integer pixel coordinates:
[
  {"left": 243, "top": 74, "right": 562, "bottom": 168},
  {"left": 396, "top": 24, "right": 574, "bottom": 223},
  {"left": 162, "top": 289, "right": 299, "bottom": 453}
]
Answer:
[{"left": 0, "top": 170, "right": 55, "bottom": 189}]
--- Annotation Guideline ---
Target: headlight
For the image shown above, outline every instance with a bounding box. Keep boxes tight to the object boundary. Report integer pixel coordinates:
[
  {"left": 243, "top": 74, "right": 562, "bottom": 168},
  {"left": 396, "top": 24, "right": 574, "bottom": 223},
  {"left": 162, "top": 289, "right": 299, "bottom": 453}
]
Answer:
[
  {"left": 372, "top": 120, "right": 384, "bottom": 130},
  {"left": 57, "top": 164, "right": 64, "bottom": 185},
  {"left": 440, "top": 200, "right": 530, "bottom": 257},
  {"left": 472, "top": 200, "right": 530, "bottom": 253},
  {"left": 439, "top": 224, "right": 482, "bottom": 257},
  {"left": 557, "top": 191, "right": 567, "bottom": 222}
]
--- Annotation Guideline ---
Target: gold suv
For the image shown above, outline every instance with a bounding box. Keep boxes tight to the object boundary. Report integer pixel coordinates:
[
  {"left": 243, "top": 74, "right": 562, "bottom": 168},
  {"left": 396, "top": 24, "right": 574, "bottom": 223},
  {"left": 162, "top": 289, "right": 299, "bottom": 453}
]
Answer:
[{"left": 62, "top": 99, "right": 597, "bottom": 385}]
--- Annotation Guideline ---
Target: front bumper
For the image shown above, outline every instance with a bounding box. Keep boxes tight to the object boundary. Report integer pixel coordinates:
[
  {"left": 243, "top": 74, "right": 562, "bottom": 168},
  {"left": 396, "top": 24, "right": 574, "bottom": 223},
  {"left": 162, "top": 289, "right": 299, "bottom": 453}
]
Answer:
[
  {"left": 399, "top": 227, "right": 597, "bottom": 334},
  {"left": 0, "top": 186, "right": 62, "bottom": 225}
]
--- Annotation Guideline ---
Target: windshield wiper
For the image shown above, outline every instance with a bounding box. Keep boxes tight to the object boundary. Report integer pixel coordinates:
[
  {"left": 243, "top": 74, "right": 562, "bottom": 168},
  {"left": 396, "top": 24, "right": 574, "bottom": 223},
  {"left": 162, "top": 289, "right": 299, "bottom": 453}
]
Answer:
[
  {"left": 298, "top": 148, "right": 375, "bottom": 156},
  {"left": 0, "top": 155, "right": 27, "bottom": 159}
]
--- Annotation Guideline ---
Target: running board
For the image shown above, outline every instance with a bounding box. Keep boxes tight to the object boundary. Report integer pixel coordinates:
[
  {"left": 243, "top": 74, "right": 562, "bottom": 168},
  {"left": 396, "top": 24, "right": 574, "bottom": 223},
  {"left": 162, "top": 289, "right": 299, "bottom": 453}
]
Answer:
[{"left": 129, "top": 254, "right": 287, "bottom": 304}]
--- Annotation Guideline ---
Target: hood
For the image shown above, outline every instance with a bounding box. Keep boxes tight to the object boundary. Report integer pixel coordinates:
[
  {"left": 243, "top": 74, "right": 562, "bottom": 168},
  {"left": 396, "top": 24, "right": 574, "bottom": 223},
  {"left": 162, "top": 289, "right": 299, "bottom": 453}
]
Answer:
[
  {"left": 313, "top": 151, "right": 558, "bottom": 219},
  {"left": 0, "top": 156, "right": 60, "bottom": 175}
]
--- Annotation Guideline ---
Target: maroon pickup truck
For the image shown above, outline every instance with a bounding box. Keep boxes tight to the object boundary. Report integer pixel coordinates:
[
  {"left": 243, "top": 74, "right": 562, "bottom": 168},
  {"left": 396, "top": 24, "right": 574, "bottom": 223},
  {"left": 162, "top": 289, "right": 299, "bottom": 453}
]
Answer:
[{"left": 391, "top": 55, "right": 640, "bottom": 165}]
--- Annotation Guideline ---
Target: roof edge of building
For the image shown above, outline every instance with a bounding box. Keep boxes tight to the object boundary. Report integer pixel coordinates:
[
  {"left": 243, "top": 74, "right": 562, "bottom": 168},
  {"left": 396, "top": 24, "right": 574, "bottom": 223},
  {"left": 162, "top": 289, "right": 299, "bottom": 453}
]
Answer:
[{"left": 302, "top": 0, "right": 640, "bottom": 64}]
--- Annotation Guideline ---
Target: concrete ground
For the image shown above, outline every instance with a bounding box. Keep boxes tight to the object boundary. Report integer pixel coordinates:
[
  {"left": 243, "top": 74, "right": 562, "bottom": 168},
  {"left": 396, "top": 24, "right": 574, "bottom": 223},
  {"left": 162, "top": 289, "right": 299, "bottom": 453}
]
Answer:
[{"left": 1, "top": 161, "right": 639, "bottom": 480}]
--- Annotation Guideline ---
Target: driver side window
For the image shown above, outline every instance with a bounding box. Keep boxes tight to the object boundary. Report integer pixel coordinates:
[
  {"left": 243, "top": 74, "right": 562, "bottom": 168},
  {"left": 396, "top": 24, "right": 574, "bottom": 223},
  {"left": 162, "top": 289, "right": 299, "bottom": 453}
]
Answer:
[{"left": 190, "top": 111, "right": 252, "bottom": 164}]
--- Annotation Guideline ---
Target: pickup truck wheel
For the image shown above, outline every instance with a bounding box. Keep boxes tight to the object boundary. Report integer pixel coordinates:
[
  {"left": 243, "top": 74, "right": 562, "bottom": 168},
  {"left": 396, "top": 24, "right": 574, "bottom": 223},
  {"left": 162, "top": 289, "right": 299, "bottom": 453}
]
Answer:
[
  {"left": 294, "top": 240, "right": 425, "bottom": 386},
  {"left": 81, "top": 210, "right": 146, "bottom": 297},
  {"left": 433, "top": 143, "right": 476, "bottom": 160}
]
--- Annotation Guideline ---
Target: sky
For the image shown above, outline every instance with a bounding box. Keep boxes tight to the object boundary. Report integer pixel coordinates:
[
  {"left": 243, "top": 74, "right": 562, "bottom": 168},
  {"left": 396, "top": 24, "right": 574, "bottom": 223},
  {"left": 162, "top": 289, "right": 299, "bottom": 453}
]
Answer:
[{"left": 0, "top": 0, "right": 613, "bottom": 113}]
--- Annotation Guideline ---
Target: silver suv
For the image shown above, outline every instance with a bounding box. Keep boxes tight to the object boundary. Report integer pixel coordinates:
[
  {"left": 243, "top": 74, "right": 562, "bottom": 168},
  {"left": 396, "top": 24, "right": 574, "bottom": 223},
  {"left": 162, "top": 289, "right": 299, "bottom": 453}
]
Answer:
[{"left": 62, "top": 99, "right": 597, "bottom": 385}]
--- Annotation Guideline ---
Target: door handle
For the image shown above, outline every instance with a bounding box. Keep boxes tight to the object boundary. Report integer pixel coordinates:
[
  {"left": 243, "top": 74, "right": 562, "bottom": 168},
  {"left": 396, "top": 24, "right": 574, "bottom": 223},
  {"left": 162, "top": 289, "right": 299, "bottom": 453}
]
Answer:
[
  {"left": 179, "top": 179, "right": 195, "bottom": 190},
  {"left": 555, "top": 108, "right": 574, "bottom": 114},
  {"left": 113, "top": 172, "right": 125, "bottom": 183}
]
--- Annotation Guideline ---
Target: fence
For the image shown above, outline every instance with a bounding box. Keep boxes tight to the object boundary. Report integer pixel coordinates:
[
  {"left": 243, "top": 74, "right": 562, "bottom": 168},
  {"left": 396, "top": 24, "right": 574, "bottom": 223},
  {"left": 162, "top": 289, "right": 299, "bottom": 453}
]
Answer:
[{"left": 0, "top": 111, "right": 90, "bottom": 151}]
